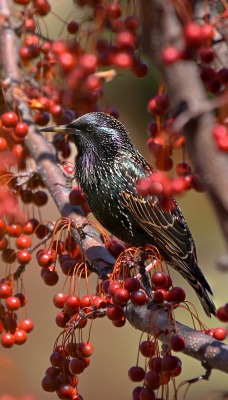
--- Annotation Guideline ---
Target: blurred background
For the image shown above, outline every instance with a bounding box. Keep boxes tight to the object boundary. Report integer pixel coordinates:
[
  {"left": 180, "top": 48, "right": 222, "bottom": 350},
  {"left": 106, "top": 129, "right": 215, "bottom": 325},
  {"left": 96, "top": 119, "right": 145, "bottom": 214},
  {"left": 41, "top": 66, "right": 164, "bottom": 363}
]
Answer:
[{"left": 0, "top": 1, "right": 227, "bottom": 399}]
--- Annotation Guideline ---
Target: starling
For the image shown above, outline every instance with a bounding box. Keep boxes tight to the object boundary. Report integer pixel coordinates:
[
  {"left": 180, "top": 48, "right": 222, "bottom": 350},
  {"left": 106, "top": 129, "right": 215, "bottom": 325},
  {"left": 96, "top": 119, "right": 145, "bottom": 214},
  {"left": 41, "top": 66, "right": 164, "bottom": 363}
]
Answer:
[{"left": 41, "top": 112, "right": 216, "bottom": 317}]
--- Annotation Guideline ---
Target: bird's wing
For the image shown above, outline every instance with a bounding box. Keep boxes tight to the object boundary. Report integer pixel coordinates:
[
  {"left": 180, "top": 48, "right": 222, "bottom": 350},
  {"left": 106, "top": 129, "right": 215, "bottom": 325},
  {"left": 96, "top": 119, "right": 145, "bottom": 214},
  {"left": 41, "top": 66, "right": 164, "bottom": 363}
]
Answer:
[
  {"left": 120, "top": 190, "right": 194, "bottom": 263},
  {"left": 117, "top": 155, "right": 213, "bottom": 296}
]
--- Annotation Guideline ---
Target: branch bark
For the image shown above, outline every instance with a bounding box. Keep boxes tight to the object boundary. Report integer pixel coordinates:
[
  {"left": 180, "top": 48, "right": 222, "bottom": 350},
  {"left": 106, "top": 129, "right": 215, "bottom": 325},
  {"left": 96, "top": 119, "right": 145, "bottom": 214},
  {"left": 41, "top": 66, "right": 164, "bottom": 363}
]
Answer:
[
  {"left": 0, "top": 0, "right": 227, "bottom": 375},
  {"left": 139, "top": 0, "right": 228, "bottom": 251}
]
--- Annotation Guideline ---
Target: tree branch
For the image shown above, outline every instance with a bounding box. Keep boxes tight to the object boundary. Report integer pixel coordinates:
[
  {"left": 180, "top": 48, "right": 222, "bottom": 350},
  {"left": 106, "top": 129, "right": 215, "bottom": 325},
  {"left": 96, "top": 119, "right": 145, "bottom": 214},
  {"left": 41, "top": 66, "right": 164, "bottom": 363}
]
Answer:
[
  {"left": 139, "top": 0, "right": 228, "bottom": 251},
  {"left": 126, "top": 303, "right": 228, "bottom": 373}
]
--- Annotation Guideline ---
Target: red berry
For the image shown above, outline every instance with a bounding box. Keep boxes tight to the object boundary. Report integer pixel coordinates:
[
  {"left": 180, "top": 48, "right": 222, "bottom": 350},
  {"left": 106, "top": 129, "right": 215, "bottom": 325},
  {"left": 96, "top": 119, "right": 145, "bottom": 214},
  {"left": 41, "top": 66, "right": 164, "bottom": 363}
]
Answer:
[
  {"left": 175, "top": 161, "right": 191, "bottom": 176},
  {"left": 132, "top": 61, "right": 148, "bottom": 78},
  {"left": 69, "top": 358, "right": 85, "bottom": 375},
  {"left": 0, "top": 283, "right": 12, "bottom": 298},
  {"left": 14, "top": 329, "right": 27, "bottom": 345},
  {"left": 107, "top": 304, "right": 124, "bottom": 322},
  {"left": 170, "top": 335, "right": 185, "bottom": 351},
  {"left": 2, "top": 112, "right": 18, "bottom": 127},
  {"left": 2, "top": 248, "right": 17, "bottom": 263},
  {"left": 200, "top": 24, "right": 214, "bottom": 41},
  {"left": 80, "top": 295, "right": 92, "bottom": 308},
  {"left": 65, "top": 342, "right": 78, "bottom": 357},
  {"left": 41, "top": 375, "right": 58, "bottom": 392},
  {"left": 139, "top": 341, "right": 155, "bottom": 358},
  {"left": 16, "top": 235, "right": 32, "bottom": 249},
  {"left": 57, "top": 384, "right": 75, "bottom": 400},
  {"left": 114, "top": 288, "right": 130, "bottom": 305},
  {"left": 37, "top": 249, "right": 53, "bottom": 267},
  {"left": 1, "top": 332, "right": 14, "bottom": 348},
  {"left": 112, "top": 318, "right": 126, "bottom": 328},
  {"left": 55, "top": 312, "right": 70, "bottom": 328},
  {"left": 69, "top": 188, "right": 86, "bottom": 205},
  {"left": 107, "top": 239, "right": 125, "bottom": 257},
  {"left": 15, "top": 292, "right": 28, "bottom": 307},
  {"left": 14, "top": 122, "right": 29, "bottom": 138},
  {"left": 67, "top": 20, "right": 79, "bottom": 34},
  {"left": 6, "top": 223, "right": 23, "bottom": 237},
  {"left": 161, "top": 355, "right": 180, "bottom": 371},
  {"left": 128, "top": 366, "right": 145, "bottom": 382},
  {"left": 0, "top": 236, "right": 8, "bottom": 250},
  {"left": 125, "top": 15, "right": 139, "bottom": 31},
  {"left": 144, "top": 371, "right": 161, "bottom": 390},
  {"left": 5, "top": 296, "right": 21, "bottom": 311},
  {"left": 184, "top": 23, "right": 202, "bottom": 47},
  {"left": 152, "top": 272, "right": 168, "bottom": 288},
  {"left": 33, "top": 190, "right": 48, "bottom": 206},
  {"left": 139, "top": 387, "right": 155, "bottom": 400},
  {"left": 213, "top": 327, "right": 227, "bottom": 341},
  {"left": 124, "top": 277, "right": 140, "bottom": 293},
  {"left": 0, "top": 137, "right": 8, "bottom": 151},
  {"left": 148, "top": 357, "right": 162, "bottom": 372},
  {"left": 130, "top": 290, "right": 148, "bottom": 306},
  {"left": 105, "top": 3, "right": 122, "bottom": 19},
  {"left": 154, "top": 288, "right": 168, "bottom": 303},
  {"left": 64, "top": 295, "right": 80, "bottom": 314},
  {"left": 217, "top": 305, "right": 228, "bottom": 322},
  {"left": 42, "top": 269, "right": 59, "bottom": 286},
  {"left": 34, "top": 0, "right": 51, "bottom": 16},
  {"left": 53, "top": 293, "right": 68, "bottom": 309},
  {"left": 17, "top": 249, "right": 31, "bottom": 264},
  {"left": 199, "top": 47, "right": 215, "bottom": 63},
  {"left": 80, "top": 54, "right": 97, "bottom": 74},
  {"left": 108, "top": 280, "right": 122, "bottom": 296},
  {"left": 19, "top": 318, "right": 34, "bottom": 332},
  {"left": 161, "top": 47, "right": 181, "bottom": 64},
  {"left": 168, "top": 287, "right": 186, "bottom": 303},
  {"left": 77, "top": 341, "right": 94, "bottom": 357}
]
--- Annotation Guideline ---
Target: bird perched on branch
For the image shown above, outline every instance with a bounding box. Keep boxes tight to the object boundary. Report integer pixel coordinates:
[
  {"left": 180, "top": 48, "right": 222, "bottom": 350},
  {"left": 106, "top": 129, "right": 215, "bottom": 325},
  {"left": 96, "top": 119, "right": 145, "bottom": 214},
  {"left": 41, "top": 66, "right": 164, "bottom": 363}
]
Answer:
[{"left": 41, "top": 112, "right": 216, "bottom": 317}]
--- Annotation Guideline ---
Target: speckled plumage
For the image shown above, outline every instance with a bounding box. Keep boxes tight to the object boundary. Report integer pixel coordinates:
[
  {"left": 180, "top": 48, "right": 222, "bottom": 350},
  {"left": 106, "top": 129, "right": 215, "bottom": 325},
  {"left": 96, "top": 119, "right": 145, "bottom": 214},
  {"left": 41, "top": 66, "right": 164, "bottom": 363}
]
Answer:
[{"left": 42, "top": 112, "right": 216, "bottom": 317}]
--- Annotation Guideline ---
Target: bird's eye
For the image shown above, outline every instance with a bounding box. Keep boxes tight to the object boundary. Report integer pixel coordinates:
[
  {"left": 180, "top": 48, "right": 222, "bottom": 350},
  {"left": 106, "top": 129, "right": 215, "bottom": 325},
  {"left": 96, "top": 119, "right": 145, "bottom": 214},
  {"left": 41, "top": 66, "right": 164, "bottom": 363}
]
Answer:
[{"left": 86, "top": 124, "right": 94, "bottom": 132}]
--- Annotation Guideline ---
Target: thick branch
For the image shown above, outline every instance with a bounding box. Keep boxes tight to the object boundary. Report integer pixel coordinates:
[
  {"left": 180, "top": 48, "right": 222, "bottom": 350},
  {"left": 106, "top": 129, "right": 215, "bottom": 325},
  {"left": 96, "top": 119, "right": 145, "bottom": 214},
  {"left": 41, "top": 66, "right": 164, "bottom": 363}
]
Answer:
[
  {"left": 0, "top": 0, "right": 115, "bottom": 275},
  {"left": 126, "top": 303, "right": 228, "bottom": 373},
  {"left": 0, "top": 0, "right": 227, "bottom": 374},
  {"left": 139, "top": 0, "right": 228, "bottom": 248}
]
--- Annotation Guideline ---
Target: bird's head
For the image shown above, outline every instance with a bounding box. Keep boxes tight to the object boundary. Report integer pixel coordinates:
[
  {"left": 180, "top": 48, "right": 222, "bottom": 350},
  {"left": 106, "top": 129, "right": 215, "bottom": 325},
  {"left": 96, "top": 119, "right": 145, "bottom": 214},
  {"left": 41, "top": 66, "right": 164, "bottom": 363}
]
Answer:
[{"left": 40, "top": 112, "right": 133, "bottom": 160}]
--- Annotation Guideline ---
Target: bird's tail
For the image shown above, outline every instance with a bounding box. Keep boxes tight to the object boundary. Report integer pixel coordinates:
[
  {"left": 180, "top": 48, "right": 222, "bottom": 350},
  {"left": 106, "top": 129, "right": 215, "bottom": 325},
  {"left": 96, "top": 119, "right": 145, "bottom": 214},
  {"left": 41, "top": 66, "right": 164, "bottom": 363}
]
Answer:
[{"left": 173, "top": 260, "right": 216, "bottom": 318}]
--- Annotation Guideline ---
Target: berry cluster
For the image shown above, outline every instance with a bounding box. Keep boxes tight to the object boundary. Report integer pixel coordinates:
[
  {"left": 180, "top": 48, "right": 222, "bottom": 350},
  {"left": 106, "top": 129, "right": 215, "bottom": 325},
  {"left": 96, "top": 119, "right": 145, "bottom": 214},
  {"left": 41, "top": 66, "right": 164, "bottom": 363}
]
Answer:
[
  {"left": 0, "top": 280, "right": 33, "bottom": 348},
  {"left": 143, "top": 17, "right": 228, "bottom": 200},
  {"left": 12, "top": 0, "right": 148, "bottom": 126},
  {"left": 41, "top": 255, "right": 184, "bottom": 399},
  {"left": 129, "top": 339, "right": 183, "bottom": 400}
]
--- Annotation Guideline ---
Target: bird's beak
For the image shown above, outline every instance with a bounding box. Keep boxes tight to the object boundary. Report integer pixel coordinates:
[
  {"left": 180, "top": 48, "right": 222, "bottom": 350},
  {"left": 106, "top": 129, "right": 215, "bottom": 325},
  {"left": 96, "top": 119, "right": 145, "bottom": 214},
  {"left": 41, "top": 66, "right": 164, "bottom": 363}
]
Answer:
[{"left": 39, "top": 125, "right": 69, "bottom": 134}]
